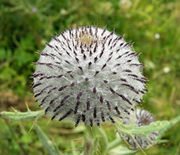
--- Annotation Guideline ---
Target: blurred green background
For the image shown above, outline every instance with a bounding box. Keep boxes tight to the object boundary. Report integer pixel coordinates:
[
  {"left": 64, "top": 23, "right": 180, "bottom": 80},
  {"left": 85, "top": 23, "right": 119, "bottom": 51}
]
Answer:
[{"left": 0, "top": 0, "right": 180, "bottom": 154}]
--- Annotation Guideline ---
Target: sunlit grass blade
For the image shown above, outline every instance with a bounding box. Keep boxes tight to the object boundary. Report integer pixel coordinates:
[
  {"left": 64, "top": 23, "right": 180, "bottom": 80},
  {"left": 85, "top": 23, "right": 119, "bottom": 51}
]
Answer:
[{"left": 34, "top": 123, "right": 60, "bottom": 155}]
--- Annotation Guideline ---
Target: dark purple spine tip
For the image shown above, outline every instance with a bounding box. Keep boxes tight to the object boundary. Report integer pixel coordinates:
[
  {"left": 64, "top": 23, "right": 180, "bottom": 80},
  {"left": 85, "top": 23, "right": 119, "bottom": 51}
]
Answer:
[
  {"left": 109, "top": 116, "right": 115, "bottom": 123},
  {"left": 82, "top": 114, "right": 86, "bottom": 122},
  {"left": 75, "top": 115, "right": 81, "bottom": 127},
  {"left": 78, "top": 66, "right": 83, "bottom": 72},
  {"left": 58, "top": 85, "right": 67, "bottom": 91},
  {"left": 112, "top": 72, "right": 117, "bottom": 74},
  {"left": 115, "top": 106, "right": 121, "bottom": 115},
  {"left": 101, "top": 64, "right": 107, "bottom": 70},
  {"left": 93, "top": 87, "right": 97, "bottom": 94},
  {"left": 100, "top": 96, "right": 104, "bottom": 103},
  {"left": 93, "top": 107, "right": 97, "bottom": 118},
  {"left": 109, "top": 87, "right": 115, "bottom": 94},
  {"left": 106, "top": 101, "right": 111, "bottom": 111},
  {"left": 59, "top": 109, "right": 73, "bottom": 121},
  {"left": 94, "top": 71, "right": 99, "bottom": 76},
  {"left": 94, "top": 57, "right": 98, "bottom": 63},
  {"left": 85, "top": 78, "right": 89, "bottom": 82},
  {"left": 101, "top": 112, "right": 105, "bottom": 122},
  {"left": 74, "top": 101, "right": 80, "bottom": 114},
  {"left": 33, "top": 83, "right": 42, "bottom": 88},
  {"left": 46, "top": 42, "right": 53, "bottom": 48},
  {"left": 89, "top": 119, "right": 93, "bottom": 127},
  {"left": 86, "top": 101, "right": 90, "bottom": 110},
  {"left": 88, "top": 62, "right": 92, "bottom": 68},
  {"left": 77, "top": 92, "right": 82, "bottom": 100},
  {"left": 45, "top": 106, "right": 50, "bottom": 114},
  {"left": 97, "top": 121, "right": 100, "bottom": 126},
  {"left": 70, "top": 82, "right": 75, "bottom": 87},
  {"left": 103, "top": 80, "right": 108, "bottom": 83}
]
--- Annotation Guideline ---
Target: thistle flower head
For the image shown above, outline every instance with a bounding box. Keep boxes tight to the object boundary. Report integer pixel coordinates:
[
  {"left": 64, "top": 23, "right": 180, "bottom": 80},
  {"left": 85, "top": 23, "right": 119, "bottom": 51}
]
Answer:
[
  {"left": 32, "top": 26, "right": 146, "bottom": 127},
  {"left": 122, "top": 109, "right": 158, "bottom": 150}
]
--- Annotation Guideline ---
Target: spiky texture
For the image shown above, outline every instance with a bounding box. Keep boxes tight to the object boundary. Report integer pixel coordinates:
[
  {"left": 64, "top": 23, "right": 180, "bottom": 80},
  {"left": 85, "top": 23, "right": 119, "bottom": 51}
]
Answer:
[
  {"left": 32, "top": 26, "right": 146, "bottom": 127},
  {"left": 122, "top": 109, "right": 158, "bottom": 150}
]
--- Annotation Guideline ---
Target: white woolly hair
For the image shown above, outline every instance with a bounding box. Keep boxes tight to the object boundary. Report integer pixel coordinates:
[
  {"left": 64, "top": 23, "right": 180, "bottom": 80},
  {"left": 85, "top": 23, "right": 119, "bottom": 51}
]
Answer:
[
  {"left": 122, "top": 109, "right": 158, "bottom": 150},
  {"left": 32, "top": 26, "right": 147, "bottom": 127}
]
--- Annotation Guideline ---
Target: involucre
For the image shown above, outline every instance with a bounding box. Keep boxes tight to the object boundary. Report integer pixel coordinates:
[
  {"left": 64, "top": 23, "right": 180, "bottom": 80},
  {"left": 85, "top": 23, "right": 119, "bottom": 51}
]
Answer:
[
  {"left": 32, "top": 26, "right": 147, "bottom": 126},
  {"left": 122, "top": 109, "right": 158, "bottom": 149}
]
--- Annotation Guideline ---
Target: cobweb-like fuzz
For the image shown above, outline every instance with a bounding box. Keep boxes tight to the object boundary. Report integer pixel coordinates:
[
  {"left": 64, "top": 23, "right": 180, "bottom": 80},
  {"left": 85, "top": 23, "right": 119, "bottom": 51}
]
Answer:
[
  {"left": 122, "top": 109, "right": 158, "bottom": 150},
  {"left": 32, "top": 26, "right": 147, "bottom": 127}
]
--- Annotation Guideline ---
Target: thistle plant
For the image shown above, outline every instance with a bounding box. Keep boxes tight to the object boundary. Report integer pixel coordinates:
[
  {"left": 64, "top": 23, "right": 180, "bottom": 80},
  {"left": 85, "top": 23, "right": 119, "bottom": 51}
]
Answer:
[
  {"left": 32, "top": 26, "right": 146, "bottom": 127},
  {"left": 121, "top": 109, "right": 158, "bottom": 150},
  {"left": 1, "top": 26, "right": 179, "bottom": 155}
]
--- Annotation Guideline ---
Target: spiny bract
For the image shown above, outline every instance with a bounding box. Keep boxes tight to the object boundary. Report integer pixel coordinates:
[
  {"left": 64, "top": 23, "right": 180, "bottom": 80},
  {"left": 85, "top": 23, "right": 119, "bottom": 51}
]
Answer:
[
  {"left": 32, "top": 26, "right": 147, "bottom": 127},
  {"left": 122, "top": 109, "right": 158, "bottom": 150}
]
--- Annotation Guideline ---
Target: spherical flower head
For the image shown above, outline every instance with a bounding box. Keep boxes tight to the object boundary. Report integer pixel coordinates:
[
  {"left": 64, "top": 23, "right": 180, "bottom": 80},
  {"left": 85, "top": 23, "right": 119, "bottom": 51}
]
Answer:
[
  {"left": 122, "top": 109, "right": 158, "bottom": 150},
  {"left": 32, "top": 26, "right": 147, "bottom": 127}
]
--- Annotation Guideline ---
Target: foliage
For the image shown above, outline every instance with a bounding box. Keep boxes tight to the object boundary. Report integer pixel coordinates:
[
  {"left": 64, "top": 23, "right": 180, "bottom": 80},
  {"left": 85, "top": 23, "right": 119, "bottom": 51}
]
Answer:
[{"left": 1, "top": 109, "right": 179, "bottom": 155}]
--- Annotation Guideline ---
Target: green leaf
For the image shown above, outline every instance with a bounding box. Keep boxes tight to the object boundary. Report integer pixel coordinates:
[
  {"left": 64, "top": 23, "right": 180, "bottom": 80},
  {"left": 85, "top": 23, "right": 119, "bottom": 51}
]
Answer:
[
  {"left": 34, "top": 123, "right": 61, "bottom": 155},
  {"left": 109, "top": 145, "right": 137, "bottom": 155},
  {"left": 107, "top": 138, "right": 122, "bottom": 151},
  {"left": 126, "top": 121, "right": 169, "bottom": 136},
  {"left": 0, "top": 110, "right": 44, "bottom": 121},
  {"left": 157, "top": 115, "right": 180, "bottom": 139}
]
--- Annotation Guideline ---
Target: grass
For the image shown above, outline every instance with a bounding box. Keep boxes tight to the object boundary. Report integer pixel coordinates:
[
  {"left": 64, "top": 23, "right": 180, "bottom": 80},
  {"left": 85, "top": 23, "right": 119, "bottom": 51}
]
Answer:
[{"left": 0, "top": 0, "right": 180, "bottom": 154}]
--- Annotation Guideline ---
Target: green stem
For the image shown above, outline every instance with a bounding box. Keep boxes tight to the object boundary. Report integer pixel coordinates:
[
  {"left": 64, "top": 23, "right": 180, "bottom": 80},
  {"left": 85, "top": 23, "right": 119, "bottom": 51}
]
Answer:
[
  {"left": 107, "top": 138, "right": 122, "bottom": 151},
  {"left": 85, "top": 126, "right": 109, "bottom": 155}
]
